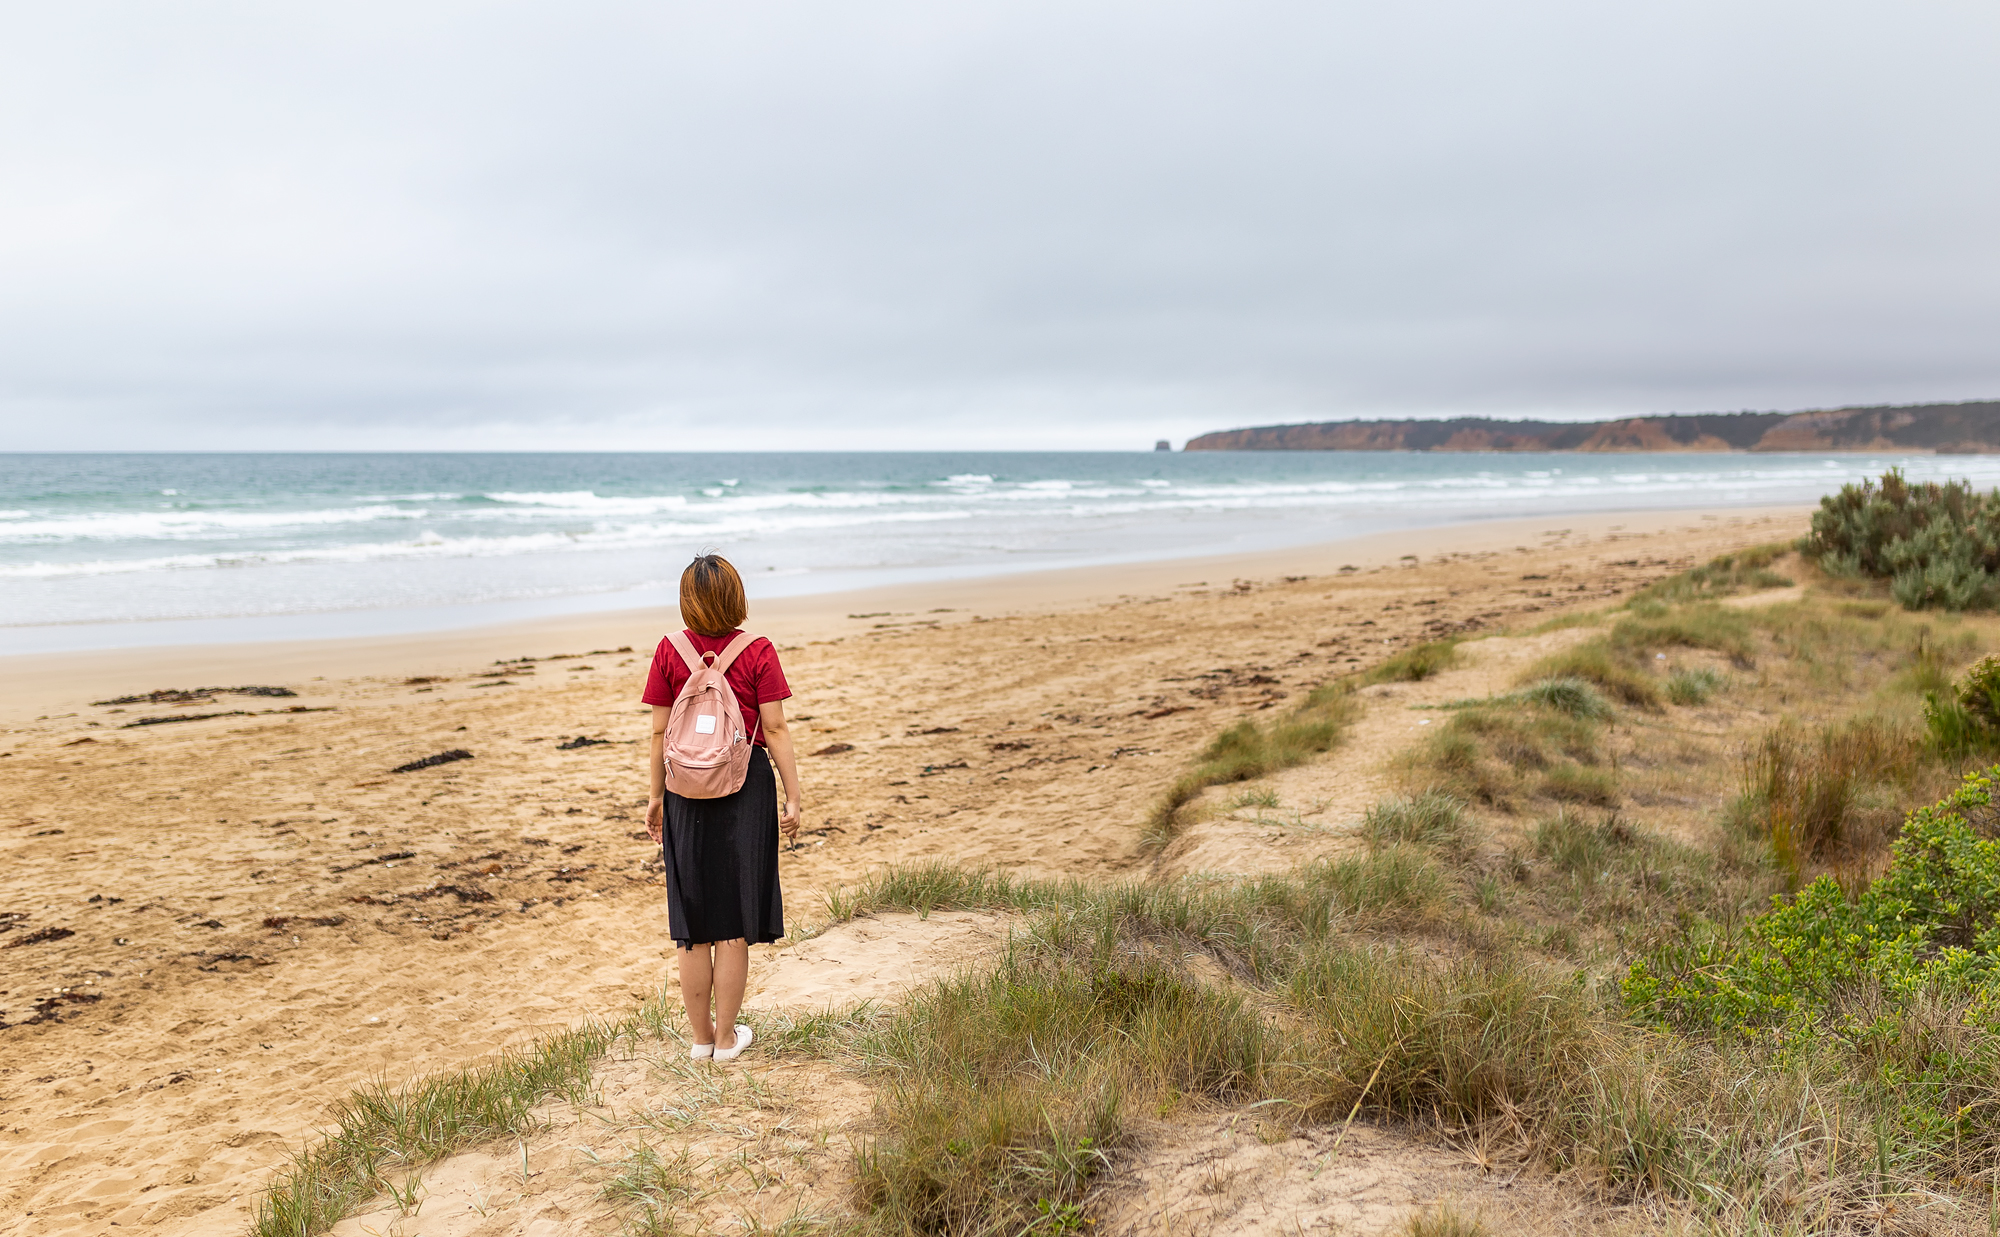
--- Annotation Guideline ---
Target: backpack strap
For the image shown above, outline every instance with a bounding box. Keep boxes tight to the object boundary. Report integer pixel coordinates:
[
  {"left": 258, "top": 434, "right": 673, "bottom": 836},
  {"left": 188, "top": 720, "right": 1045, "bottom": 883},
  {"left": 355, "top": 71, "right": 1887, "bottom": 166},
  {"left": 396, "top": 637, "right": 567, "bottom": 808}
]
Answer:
[
  {"left": 666, "top": 630, "right": 765, "bottom": 743},
  {"left": 708, "top": 631, "right": 759, "bottom": 676},
  {"left": 665, "top": 630, "right": 706, "bottom": 679}
]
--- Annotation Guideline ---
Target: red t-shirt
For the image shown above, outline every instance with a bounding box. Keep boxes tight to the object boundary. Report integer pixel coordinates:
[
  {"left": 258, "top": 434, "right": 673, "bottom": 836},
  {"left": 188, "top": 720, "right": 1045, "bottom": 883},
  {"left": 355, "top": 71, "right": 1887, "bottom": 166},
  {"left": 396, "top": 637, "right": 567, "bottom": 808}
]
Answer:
[{"left": 641, "top": 630, "right": 792, "bottom": 746}]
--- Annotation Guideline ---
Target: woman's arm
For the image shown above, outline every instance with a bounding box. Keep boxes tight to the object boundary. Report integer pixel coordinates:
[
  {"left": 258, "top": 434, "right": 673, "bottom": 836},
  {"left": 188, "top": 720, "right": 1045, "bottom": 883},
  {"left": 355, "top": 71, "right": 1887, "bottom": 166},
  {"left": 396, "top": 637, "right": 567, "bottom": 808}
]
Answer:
[
  {"left": 645, "top": 704, "right": 670, "bottom": 843},
  {"left": 759, "top": 699, "right": 802, "bottom": 843}
]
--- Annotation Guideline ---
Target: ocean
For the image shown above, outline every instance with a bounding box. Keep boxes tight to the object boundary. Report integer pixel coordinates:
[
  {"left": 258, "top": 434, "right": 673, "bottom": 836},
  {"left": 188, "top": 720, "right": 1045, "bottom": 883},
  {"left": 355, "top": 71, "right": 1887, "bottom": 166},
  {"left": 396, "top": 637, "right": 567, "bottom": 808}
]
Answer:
[{"left": 4, "top": 450, "right": 1994, "bottom": 654}]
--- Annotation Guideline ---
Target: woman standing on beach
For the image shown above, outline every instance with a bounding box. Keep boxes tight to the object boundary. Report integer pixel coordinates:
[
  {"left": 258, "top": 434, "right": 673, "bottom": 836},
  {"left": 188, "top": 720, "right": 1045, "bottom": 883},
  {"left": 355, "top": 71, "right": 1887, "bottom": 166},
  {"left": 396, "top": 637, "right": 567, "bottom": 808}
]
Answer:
[{"left": 643, "top": 554, "right": 802, "bottom": 1061}]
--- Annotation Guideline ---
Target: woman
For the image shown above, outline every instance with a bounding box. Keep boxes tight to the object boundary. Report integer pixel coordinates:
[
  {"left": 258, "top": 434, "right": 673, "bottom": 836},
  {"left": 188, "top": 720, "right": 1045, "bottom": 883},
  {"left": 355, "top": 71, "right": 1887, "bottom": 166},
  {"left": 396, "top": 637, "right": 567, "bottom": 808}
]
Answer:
[{"left": 643, "top": 554, "right": 802, "bottom": 1062}]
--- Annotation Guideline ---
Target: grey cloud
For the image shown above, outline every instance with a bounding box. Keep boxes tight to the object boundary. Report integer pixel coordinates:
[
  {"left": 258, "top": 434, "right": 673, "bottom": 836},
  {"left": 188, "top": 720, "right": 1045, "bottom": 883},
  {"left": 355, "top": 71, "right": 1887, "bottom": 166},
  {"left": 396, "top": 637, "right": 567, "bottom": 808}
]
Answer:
[{"left": 1, "top": 1, "right": 1997, "bottom": 449}]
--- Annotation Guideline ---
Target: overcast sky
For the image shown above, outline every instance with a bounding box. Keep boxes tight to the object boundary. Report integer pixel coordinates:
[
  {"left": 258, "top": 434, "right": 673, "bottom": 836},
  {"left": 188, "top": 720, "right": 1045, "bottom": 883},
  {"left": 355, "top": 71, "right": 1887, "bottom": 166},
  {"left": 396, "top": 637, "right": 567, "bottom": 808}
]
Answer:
[{"left": 2, "top": 2, "right": 1997, "bottom": 451}]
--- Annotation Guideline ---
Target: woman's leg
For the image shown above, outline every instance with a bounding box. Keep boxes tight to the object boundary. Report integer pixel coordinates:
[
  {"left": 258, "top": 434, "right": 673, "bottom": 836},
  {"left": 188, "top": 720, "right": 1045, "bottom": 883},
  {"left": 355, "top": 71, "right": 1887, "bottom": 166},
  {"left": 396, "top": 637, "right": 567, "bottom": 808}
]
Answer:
[
  {"left": 677, "top": 943, "right": 716, "bottom": 1045},
  {"left": 712, "top": 938, "right": 749, "bottom": 1050}
]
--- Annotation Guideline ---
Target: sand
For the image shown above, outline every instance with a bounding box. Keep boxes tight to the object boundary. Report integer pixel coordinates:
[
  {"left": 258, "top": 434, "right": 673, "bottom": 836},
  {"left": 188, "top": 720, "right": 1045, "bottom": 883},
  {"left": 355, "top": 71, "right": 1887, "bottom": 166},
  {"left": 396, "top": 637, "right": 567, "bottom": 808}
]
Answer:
[{"left": 0, "top": 506, "right": 1810, "bottom": 1235}]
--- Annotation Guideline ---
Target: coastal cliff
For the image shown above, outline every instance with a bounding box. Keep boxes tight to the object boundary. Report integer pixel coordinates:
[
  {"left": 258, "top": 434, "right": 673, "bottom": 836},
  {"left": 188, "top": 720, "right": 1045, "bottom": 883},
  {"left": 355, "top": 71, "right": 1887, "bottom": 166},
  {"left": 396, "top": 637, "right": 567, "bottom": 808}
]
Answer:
[{"left": 1184, "top": 400, "right": 2000, "bottom": 453}]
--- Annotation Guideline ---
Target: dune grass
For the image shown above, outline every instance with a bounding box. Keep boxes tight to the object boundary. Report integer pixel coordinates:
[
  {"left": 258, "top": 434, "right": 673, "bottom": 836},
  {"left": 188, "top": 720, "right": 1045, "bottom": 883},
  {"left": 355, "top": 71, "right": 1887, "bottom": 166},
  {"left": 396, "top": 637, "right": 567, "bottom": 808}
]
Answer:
[
  {"left": 1400, "top": 700, "right": 1605, "bottom": 810},
  {"left": 253, "top": 1019, "right": 621, "bottom": 1237},
  {"left": 1627, "top": 544, "right": 1793, "bottom": 607},
  {"left": 1521, "top": 640, "right": 1661, "bottom": 710},
  {"left": 832, "top": 854, "right": 1985, "bottom": 1234},
  {"left": 1611, "top": 603, "right": 1757, "bottom": 666},
  {"left": 1361, "top": 791, "right": 1473, "bottom": 857},
  {"left": 1141, "top": 680, "right": 1361, "bottom": 852},
  {"left": 253, "top": 587, "right": 2000, "bottom": 1236},
  {"left": 1665, "top": 666, "right": 1725, "bottom": 705},
  {"left": 1359, "top": 639, "right": 1463, "bottom": 684}
]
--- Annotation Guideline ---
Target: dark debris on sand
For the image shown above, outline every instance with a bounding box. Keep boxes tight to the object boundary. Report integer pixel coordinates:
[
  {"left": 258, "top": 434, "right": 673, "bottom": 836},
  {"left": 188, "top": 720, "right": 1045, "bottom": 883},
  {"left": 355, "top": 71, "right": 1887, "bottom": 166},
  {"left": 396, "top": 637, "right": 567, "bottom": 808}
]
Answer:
[
  {"left": 391, "top": 749, "right": 473, "bottom": 774},
  {"left": 92, "top": 685, "right": 297, "bottom": 706}
]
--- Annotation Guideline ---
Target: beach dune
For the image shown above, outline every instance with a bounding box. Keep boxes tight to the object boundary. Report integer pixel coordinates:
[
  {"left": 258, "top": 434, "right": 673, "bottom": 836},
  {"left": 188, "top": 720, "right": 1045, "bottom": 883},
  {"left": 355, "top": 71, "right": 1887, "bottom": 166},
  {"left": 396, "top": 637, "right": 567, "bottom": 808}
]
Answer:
[{"left": 0, "top": 507, "right": 1806, "bottom": 1234}]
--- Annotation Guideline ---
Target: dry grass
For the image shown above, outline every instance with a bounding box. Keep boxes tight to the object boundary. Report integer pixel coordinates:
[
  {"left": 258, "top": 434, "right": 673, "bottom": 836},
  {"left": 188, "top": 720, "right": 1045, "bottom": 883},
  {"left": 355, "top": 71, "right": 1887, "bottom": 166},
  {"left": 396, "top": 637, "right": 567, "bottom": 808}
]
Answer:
[
  {"left": 1400, "top": 702, "right": 1604, "bottom": 811},
  {"left": 253, "top": 576, "right": 2000, "bottom": 1237},
  {"left": 1521, "top": 640, "right": 1662, "bottom": 710},
  {"left": 1142, "top": 680, "right": 1361, "bottom": 852},
  {"left": 1360, "top": 639, "right": 1464, "bottom": 684},
  {"left": 254, "top": 1017, "right": 622, "bottom": 1236}
]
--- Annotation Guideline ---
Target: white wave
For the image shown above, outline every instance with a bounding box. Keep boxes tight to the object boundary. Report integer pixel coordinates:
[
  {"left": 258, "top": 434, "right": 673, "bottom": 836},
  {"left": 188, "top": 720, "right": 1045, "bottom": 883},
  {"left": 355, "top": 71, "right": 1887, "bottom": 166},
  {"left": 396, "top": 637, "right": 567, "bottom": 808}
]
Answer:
[
  {"left": 483, "top": 490, "right": 692, "bottom": 514},
  {"left": 0, "top": 504, "right": 426, "bottom": 543},
  {"left": 0, "top": 507, "right": 978, "bottom": 579},
  {"left": 0, "top": 509, "right": 29, "bottom": 520}
]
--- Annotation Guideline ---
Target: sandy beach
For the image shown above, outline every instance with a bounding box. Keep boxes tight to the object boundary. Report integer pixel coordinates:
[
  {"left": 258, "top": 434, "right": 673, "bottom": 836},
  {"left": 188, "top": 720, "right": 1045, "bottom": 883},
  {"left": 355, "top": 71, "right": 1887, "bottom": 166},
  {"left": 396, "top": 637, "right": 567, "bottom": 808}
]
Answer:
[{"left": 0, "top": 505, "right": 1809, "bottom": 1234}]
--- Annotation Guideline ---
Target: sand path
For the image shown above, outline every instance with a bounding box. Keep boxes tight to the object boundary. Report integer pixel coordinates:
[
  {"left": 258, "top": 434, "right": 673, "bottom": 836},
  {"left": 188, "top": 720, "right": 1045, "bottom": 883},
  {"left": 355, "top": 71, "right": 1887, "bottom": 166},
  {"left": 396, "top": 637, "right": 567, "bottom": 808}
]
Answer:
[{"left": 0, "top": 511, "right": 1803, "bottom": 1234}]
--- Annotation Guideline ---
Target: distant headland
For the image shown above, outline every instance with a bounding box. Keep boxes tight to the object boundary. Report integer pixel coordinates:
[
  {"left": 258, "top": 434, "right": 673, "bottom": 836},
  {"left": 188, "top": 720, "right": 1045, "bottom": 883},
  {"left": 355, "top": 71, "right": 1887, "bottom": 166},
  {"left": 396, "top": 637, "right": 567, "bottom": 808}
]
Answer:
[{"left": 1183, "top": 399, "right": 2000, "bottom": 453}]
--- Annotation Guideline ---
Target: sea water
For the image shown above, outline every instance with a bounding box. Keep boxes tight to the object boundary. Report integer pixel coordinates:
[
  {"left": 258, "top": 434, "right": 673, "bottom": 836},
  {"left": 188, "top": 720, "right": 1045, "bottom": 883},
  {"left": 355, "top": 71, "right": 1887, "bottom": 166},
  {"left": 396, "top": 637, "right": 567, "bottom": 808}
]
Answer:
[{"left": 3, "top": 450, "right": 1994, "bottom": 653}]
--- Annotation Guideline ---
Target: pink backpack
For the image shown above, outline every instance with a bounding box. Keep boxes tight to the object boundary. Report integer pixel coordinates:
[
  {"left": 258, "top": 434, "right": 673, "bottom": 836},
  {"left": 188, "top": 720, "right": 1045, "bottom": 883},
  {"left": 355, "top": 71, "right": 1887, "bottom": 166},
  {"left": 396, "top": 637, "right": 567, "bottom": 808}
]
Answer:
[{"left": 661, "top": 630, "right": 761, "bottom": 799}]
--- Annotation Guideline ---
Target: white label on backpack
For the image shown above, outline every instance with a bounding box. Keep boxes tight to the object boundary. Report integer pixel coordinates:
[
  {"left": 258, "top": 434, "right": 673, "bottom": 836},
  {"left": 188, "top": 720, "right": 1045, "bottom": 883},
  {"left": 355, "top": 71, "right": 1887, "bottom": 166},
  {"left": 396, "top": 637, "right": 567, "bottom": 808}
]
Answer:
[{"left": 695, "top": 714, "right": 717, "bottom": 734}]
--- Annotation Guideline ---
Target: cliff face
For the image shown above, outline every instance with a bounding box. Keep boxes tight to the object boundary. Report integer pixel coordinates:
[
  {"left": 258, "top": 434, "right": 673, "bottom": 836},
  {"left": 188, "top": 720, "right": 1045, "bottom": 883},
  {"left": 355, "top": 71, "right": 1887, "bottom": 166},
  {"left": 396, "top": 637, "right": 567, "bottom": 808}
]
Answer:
[{"left": 1183, "top": 402, "right": 2000, "bottom": 453}]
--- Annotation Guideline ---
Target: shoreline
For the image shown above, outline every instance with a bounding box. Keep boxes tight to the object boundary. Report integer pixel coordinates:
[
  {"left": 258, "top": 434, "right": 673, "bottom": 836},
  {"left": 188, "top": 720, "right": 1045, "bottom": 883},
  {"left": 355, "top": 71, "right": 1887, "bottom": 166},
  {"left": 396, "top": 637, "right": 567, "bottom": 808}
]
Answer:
[
  {"left": 0, "top": 505, "right": 1808, "bottom": 722},
  {"left": 0, "top": 500, "right": 1815, "bottom": 1234}
]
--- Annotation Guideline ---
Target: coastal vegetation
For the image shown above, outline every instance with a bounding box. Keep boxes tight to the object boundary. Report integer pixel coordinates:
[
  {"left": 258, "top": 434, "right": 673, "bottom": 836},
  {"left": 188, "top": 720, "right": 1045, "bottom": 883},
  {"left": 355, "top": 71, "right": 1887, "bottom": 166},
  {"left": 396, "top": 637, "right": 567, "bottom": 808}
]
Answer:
[
  {"left": 253, "top": 537, "right": 2000, "bottom": 1236},
  {"left": 1140, "top": 679, "right": 1361, "bottom": 853},
  {"left": 1807, "top": 469, "right": 2000, "bottom": 611}
]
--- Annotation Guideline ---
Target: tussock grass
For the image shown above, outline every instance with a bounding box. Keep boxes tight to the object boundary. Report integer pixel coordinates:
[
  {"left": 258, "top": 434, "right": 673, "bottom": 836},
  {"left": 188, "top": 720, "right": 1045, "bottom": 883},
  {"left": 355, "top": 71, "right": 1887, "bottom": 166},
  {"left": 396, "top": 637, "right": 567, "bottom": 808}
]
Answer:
[
  {"left": 823, "top": 848, "right": 1956, "bottom": 1231},
  {"left": 1438, "top": 677, "right": 1610, "bottom": 721},
  {"left": 1539, "top": 764, "right": 1618, "bottom": 806},
  {"left": 1522, "top": 640, "right": 1661, "bottom": 710},
  {"left": 596, "top": 1142, "right": 697, "bottom": 1236},
  {"left": 1664, "top": 666, "right": 1725, "bottom": 706},
  {"left": 253, "top": 1018, "right": 621, "bottom": 1236},
  {"left": 1403, "top": 1205, "right": 1487, "bottom": 1237},
  {"left": 855, "top": 951, "right": 1260, "bottom": 1234},
  {"left": 1360, "top": 639, "right": 1463, "bottom": 684},
  {"left": 1507, "top": 676, "right": 1612, "bottom": 720},
  {"left": 1739, "top": 717, "right": 1922, "bottom": 879},
  {"left": 1362, "top": 792, "right": 1473, "bottom": 857},
  {"left": 1143, "top": 681, "right": 1361, "bottom": 852},
  {"left": 821, "top": 862, "right": 1070, "bottom": 925},
  {"left": 1403, "top": 704, "right": 1603, "bottom": 810},
  {"left": 1611, "top": 603, "right": 1756, "bottom": 666},
  {"left": 1628, "top": 544, "right": 1792, "bottom": 607}
]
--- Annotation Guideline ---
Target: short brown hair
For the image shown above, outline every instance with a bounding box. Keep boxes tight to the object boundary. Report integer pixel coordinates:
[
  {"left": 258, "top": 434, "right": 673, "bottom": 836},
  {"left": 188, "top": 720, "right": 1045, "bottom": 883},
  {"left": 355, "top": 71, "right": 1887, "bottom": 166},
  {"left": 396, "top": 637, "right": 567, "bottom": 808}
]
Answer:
[{"left": 679, "top": 554, "right": 747, "bottom": 636}]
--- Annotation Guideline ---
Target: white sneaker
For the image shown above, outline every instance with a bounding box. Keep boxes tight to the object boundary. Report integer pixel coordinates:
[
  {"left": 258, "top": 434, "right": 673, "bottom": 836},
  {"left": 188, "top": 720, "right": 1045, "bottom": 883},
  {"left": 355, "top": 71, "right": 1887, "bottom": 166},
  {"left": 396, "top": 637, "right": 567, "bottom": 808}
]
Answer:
[
  {"left": 712, "top": 1024, "right": 753, "bottom": 1062},
  {"left": 689, "top": 1041, "right": 714, "bottom": 1060}
]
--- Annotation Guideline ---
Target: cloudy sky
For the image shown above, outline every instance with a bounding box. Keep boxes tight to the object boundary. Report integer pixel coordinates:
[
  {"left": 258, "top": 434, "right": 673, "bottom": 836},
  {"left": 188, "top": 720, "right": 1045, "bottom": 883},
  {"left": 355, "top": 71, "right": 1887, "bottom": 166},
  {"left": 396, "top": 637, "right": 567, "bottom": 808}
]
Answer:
[{"left": 2, "top": 1, "right": 1996, "bottom": 451}]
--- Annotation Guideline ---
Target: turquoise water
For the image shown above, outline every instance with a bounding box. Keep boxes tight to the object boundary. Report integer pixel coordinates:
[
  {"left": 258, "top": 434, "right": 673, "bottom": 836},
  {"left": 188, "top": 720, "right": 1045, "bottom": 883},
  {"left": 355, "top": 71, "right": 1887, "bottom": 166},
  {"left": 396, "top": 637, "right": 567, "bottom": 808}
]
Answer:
[{"left": 1, "top": 450, "right": 1990, "bottom": 651}]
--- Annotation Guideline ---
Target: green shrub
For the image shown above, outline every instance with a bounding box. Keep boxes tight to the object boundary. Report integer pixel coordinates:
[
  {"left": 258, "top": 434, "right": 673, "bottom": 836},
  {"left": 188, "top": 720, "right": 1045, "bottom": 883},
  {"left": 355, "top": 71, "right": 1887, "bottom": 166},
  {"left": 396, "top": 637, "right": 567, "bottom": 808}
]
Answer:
[
  {"left": 1805, "top": 469, "right": 2000, "bottom": 610},
  {"left": 1665, "top": 666, "right": 1725, "bottom": 705},
  {"left": 1627, "top": 764, "right": 2000, "bottom": 1035},
  {"left": 1958, "top": 654, "right": 2000, "bottom": 729}
]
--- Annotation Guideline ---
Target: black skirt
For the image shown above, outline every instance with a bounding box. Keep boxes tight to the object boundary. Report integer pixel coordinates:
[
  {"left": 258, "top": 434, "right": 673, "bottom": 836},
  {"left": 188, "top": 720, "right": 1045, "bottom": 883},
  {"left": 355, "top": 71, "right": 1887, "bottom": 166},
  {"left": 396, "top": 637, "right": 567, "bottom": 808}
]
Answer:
[{"left": 662, "top": 745, "right": 785, "bottom": 949}]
